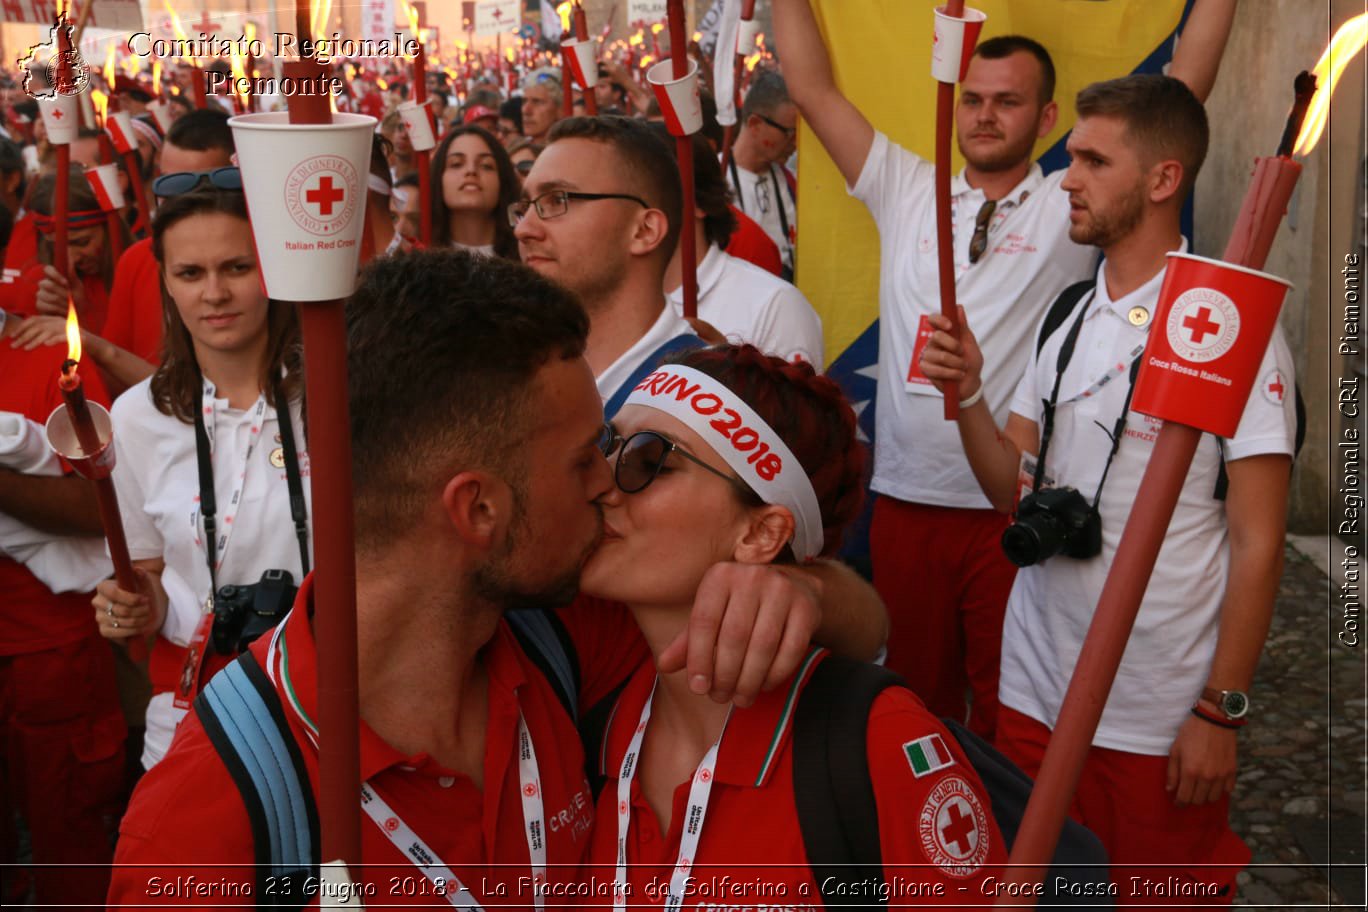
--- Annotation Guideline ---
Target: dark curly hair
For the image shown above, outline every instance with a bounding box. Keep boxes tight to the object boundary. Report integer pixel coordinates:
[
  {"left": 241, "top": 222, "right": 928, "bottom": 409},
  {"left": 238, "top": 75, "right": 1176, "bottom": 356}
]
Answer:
[{"left": 665, "top": 344, "right": 866, "bottom": 559}]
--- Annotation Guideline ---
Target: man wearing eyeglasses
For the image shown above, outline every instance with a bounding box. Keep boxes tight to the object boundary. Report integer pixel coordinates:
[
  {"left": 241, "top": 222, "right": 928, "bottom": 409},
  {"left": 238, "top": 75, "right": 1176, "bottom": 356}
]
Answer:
[
  {"left": 725, "top": 71, "right": 799, "bottom": 280},
  {"left": 773, "top": 0, "right": 1234, "bottom": 744}
]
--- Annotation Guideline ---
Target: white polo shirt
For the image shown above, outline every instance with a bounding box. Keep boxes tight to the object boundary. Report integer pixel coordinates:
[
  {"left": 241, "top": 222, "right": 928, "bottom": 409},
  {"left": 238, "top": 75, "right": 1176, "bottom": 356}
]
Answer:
[
  {"left": 595, "top": 302, "right": 696, "bottom": 404},
  {"left": 850, "top": 130, "right": 1099, "bottom": 508},
  {"left": 998, "top": 258, "right": 1297, "bottom": 755},
  {"left": 111, "top": 378, "right": 313, "bottom": 767},
  {"left": 667, "top": 244, "right": 824, "bottom": 365}
]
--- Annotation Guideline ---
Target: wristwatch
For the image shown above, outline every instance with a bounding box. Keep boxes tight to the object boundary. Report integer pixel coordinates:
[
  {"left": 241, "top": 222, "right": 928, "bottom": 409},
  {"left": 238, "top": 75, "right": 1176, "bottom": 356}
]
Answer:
[{"left": 1200, "top": 687, "right": 1249, "bottom": 720}]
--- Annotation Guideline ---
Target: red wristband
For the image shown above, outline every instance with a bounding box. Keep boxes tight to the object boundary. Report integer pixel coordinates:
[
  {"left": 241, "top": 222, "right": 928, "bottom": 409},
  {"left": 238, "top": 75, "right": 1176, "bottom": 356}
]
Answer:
[{"left": 1190, "top": 703, "right": 1245, "bottom": 729}]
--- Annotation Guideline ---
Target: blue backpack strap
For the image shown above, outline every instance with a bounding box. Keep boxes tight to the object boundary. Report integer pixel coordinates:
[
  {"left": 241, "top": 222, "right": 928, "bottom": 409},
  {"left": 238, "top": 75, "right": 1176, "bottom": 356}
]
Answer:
[
  {"left": 601, "top": 332, "right": 701, "bottom": 419},
  {"left": 194, "top": 652, "right": 319, "bottom": 910},
  {"left": 505, "top": 608, "right": 581, "bottom": 724}
]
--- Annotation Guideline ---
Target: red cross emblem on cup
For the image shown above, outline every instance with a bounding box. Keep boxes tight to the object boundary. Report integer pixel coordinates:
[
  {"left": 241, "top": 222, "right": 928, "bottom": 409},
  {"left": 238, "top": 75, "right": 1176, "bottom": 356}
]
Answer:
[{"left": 285, "top": 156, "right": 360, "bottom": 237}]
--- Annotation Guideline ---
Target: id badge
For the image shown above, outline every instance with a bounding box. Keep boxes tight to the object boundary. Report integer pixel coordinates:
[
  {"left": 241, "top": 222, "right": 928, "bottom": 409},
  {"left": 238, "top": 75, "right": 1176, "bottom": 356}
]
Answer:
[
  {"left": 904, "top": 314, "right": 936, "bottom": 391},
  {"left": 173, "top": 610, "right": 215, "bottom": 710},
  {"left": 1016, "top": 452, "right": 1056, "bottom": 513}
]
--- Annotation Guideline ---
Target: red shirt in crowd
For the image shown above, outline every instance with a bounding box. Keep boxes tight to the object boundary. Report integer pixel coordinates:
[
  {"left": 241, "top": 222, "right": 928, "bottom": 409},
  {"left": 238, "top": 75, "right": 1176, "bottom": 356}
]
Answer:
[
  {"left": 109, "top": 582, "right": 648, "bottom": 908},
  {"left": 724, "top": 206, "right": 783, "bottom": 277},
  {"left": 0, "top": 339, "right": 112, "bottom": 655},
  {"left": 102, "top": 237, "right": 164, "bottom": 365},
  {"left": 588, "top": 650, "right": 1008, "bottom": 910}
]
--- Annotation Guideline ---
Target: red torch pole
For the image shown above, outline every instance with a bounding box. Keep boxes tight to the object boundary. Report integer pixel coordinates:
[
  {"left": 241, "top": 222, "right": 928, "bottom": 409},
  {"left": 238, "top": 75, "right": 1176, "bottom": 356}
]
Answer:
[
  {"left": 574, "top": 3, "right": 598, "bottom": 115},
  {"left": 95, "top": 133, "right": 126, "bottom": 262},
  {"left": 413, "top": 43, "right": 433, "bottom": 248},
  {"left": 561, "top": 26, "right": 575, "bottom": 117},
  {"left": 934, "top": 0, "right": 967, "bottom": 419},
  {"left": 282, "top": 0, "right": 361, "bottom": 871},
  {"left": 107, "top": 97, "right": 152, "bottom": 240},
  {"left": 999, "top": 74, "right": 1319, "bottom": 903},
  {"left": 667, "top": 0, "right": 698, "bottom": 320}
]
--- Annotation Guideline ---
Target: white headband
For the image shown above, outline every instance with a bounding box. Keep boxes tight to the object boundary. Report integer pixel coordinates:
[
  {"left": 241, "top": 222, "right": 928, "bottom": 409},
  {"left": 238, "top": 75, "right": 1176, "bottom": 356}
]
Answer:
[
  {"left": 623, "top": 365, "right": 824, "bottom": 561},
  {"left": 367, "top": 173, "right": 392, "bottom": 196}
]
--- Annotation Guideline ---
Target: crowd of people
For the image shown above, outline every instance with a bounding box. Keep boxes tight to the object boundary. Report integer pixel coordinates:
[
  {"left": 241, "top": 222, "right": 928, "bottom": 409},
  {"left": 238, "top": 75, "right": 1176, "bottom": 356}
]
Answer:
[{"left": 0, "top": 0, "right": 1299, "bottom": 907}]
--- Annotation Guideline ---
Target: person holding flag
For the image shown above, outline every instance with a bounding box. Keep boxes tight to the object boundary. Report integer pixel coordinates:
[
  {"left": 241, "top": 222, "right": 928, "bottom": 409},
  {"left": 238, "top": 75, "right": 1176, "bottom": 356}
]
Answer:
[{"left": 772, "top": 0, "right": 1235, "bottom": 741}]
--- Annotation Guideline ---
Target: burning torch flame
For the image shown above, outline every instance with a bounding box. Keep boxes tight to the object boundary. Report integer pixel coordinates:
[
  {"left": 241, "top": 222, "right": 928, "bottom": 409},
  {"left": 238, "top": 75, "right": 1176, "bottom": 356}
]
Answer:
[
  {"left": 1293, "top": 13, "right": 1368, "bottom": 156},
  {"left": 376, "top": 77, "right": 389, "bottom": 90},
  {"left": 312, "top": 0, "right": 335, "bottom": 41},
  {"left": 66, "top": 301, "right": 81, "bottom": 365},
  {"left": 557, "top": 2, "right": 573, "bottom": 32},
  {"left": 650, "top": 23, "right": 664, "bottom": 35},
  {"left": 103, "top": 44, "right": 117, "bottom": 89},
  {"left": 152, "top": 59, "right": 163, "bottom": 95},
  {"left": 162, "top": 0, "right": 191, "bottom": 50},
  {"left": 629, "top": 32, "right": 644, "bottom": 48},
  {"left": 91, "top": 88, "right": 107, "bottom": 123},
  {"left": 744, "top": 50, "right": 762, "bottom": 72}
]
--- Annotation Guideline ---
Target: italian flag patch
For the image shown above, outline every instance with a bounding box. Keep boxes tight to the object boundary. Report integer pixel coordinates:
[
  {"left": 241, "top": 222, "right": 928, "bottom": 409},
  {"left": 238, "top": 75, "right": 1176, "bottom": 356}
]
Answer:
[{"left": 903, "top": 733, "right": 955, "bottom": 778}]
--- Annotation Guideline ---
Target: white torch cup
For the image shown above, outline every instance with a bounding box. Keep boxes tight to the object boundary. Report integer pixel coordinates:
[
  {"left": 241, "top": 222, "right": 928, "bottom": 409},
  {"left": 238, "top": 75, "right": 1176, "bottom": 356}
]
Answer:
[
  {"left": 85, "top": 163, "right": 126, "bottom": 211},
  {"left": 737, "top": 18, "right": 763, "bottom": 55},
  {"left": 38, "top": 93, "right": 81, "bottom": 144},
  {"left": 646, "top": 58, "right": 702, "bottom": 137},
  {"left": 106, "top": 110, "right": 137, "bottom": 154},
  {"left": 229, "top": 112, "right": 378, "bottom": 302},
  {"left": 147, "top": 100, "right": 174, "bottom": 134},
  {"left": 396, "top": 100, "right": 437, "bottom": 152},
  {"left": 931, "top": 5, "right": 988, "bottom": 83},
  {"left": 561, "top": 38, "right": 598, "bottom": 90}
]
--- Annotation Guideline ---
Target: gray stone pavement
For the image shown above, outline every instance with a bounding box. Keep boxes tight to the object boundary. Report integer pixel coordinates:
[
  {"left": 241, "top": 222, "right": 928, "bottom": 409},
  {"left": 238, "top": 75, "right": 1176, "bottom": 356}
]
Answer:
[{"left": 1229, "top": 538, "right": 1366, "bottom": 908}]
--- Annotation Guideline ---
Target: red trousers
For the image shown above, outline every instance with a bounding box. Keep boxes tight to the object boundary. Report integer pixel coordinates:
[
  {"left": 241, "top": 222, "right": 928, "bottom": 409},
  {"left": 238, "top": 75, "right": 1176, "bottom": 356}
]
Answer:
[
  {"left": 996, "top": 706, "right": 1249, "bottom": 906},
  {"left": 0, "top": 633, "right": 127, "bottom": 910},
  {"left": 870, "top": 496, "right": 1015, "bottom": 738}
]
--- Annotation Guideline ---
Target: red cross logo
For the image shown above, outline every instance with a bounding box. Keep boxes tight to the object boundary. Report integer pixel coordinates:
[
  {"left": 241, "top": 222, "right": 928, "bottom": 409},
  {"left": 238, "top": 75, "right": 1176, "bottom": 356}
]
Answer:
[
  {"left": 698, "top": 768, "right": 711, "bottom": 783},
  {"left": 939, "top": 799, "right": 976, "bottom": 856},
  {"left": 192, "top": 12, "right": 223, "bottom": 33},
  {"left": 50, "top": 107, "right": 64, "bottom": 120},
  {"left": 523, "top": 783, "right": 538, "bottom": 797},
  {"left": 384, "top": 816, "right": 399, "bottom": 832},
  {"left": 1268, "top": 374, "right": 1285, "bottom": 401},
  {"left": 306, "top": 176, "right": 346, "bottom": 216},
  {"left": 1182, "top": 307, "right": 1222, "bottom": 345}
]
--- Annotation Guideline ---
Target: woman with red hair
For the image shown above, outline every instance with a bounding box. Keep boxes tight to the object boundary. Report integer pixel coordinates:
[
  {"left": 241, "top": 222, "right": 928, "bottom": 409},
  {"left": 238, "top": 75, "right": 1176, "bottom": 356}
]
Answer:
[{"left": 582, "top": 343, "right": 1006, "bottom": 907}]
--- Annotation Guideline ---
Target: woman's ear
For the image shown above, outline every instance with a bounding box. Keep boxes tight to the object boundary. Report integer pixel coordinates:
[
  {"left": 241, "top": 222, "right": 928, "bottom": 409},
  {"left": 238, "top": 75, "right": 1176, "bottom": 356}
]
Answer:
[
  {"left": 441, "top": 470, "right": 515, "bottom": 552},
  {"left": 733, "top": 505, "right": 796, "bottom": 565}
]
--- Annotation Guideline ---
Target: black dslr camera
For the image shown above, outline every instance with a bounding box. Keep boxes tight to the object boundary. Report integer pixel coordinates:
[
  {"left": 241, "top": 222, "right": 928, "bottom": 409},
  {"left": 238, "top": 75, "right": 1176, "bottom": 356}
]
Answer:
[
  {"left": 211, "top": 569, "right": 298, "bottom": 655},
  {"left": 1000, "top": 486, "right": 1102, "bottom": 568}
]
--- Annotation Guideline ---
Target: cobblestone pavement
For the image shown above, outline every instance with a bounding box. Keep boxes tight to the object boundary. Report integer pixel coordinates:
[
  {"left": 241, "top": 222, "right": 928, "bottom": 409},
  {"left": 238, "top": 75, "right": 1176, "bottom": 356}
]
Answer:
[{"left": 1230, "top": 542, "right": 1366, "bottom": 908}]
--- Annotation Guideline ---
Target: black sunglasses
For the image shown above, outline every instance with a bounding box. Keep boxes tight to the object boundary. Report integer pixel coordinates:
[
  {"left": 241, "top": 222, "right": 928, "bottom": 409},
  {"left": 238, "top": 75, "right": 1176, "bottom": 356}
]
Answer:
[
  {"left": 758, "top": 114, "right": 797, "bottom": 138},
  {"left": 152, "top": 166, "right": 243, "bottom": 198},
  {"left": 599, "top": 424, "right": 752, "bottom": 497}
]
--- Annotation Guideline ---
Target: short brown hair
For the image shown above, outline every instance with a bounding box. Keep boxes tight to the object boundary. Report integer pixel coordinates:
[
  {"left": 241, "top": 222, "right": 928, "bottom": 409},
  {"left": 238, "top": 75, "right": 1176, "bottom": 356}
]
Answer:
[
  {"left": 547, "top": 115, "right": 683, "bottom": 264},
  {"left": 346, "top": 249, "right": 589, "bottom": 547},
  {"left": 1076, "top": 73, "right": 1208, "bottom": 200}
]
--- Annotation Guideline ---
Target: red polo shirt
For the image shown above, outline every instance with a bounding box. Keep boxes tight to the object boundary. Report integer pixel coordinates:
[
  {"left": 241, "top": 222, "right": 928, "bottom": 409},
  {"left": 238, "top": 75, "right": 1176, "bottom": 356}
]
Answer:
[
  {"left": 103, "top": 238, "right": 164, "bottom": 365},
  {"left": 110, "top": 582, "right": 647, "bottom": 908},
  {"left": 0, "top": 340, "right": 112, "bottom": 654},
  {"left": 588, "top": 650, "right": 1007, "bottom": 909}
]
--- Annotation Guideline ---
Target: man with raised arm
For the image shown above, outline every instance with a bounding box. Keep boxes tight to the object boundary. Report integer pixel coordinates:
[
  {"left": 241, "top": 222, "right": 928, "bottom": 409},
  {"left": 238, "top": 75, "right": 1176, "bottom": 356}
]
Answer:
[{"left": 771, "top": 0, "right": 1234, "bottom": 740}]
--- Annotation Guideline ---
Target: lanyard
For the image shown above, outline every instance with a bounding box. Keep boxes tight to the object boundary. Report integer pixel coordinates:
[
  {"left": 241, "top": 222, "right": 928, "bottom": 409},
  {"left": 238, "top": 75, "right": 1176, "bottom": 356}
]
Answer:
[
  {"left": 614, "top": 681, "right": 731, "bottom": 912},
  {"left": 728, "top": 158, "right": 790, "bottom": 244},
  {"left": 268, "top": 625, "right": 547, "bottom": 912},
  {"left": 192, "top": 379, "right": 269, "bottom": 582}
]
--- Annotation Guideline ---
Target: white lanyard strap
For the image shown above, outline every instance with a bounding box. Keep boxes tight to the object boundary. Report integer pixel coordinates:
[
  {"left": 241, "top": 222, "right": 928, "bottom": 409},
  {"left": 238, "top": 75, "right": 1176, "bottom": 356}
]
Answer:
[
  {"left": 614, "top": 681, "right": 730, "bottom": 912},
  {"left": 194, "top": 379, "right": 269, "bottom": 576},
  {"left": 359, "top": 715, "right": 546, "bottom": 912}
]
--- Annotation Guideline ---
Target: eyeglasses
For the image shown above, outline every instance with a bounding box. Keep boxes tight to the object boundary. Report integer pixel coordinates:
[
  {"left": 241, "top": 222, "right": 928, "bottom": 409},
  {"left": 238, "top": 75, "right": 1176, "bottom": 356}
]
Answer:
[
  {"left": 152, "top": 167, "right": 243, "bottom": 198},
  {"left": 968, "top": 198, "right": 997, "bottom": 264},
  {"left": 599, "top": 424, "right": 752, "bottom": 497},
  {"left": 508, "top": 188, "right": 649, "bottom": 227},
  {"left": 758, "top": 114, "right": 797, "bottom": 139}
]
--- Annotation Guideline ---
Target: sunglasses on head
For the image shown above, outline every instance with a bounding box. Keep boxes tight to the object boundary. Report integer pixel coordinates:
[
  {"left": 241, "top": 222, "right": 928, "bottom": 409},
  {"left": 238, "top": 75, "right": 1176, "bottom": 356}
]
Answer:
[
  {"left": 598, "top": 423, "right": 753, "bottom": 498},
  {"left": 152, "top": 166, "right": 243, "bottom": 198}
]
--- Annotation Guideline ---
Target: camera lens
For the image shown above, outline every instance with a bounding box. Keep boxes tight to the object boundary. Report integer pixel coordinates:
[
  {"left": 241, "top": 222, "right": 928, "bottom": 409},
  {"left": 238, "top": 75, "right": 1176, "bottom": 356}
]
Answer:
[{"left": 1002, "top": 520, "right": 1052, "bottom": 567}]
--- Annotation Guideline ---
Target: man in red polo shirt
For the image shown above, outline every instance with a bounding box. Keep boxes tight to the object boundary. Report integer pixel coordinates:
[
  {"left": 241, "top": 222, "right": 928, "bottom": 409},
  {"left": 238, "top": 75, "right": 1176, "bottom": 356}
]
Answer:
[
  {"left": 108, "top": 250, "right": 884, "bottom": 907},
  {"left": 0, "top": 319, "right": 126, "bottom": 909}
]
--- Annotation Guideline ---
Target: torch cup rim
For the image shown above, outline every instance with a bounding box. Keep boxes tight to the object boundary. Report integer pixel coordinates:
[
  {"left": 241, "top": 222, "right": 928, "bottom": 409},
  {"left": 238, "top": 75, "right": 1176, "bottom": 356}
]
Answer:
[{"left": 1164, "top": 251, "right": 1294, "bottom": 290}]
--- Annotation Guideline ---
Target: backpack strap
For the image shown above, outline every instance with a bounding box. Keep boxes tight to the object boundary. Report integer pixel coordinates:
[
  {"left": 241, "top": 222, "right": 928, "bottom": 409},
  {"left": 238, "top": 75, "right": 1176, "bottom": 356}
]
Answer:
[
  {"left": 505, "top": 608, "right": 581, "bottom": 724},
  {"left": 601, "top": 332, "right": 701, "bottom": 419},
  {"left": 792, "top": 655, "right": 900, "bottom": 910},
  {"left": 194, "top": 652, "right": 319, "bottom": 910},
  {"left": 1036, "top": 280, "right": 1097, "bottom": 359}
]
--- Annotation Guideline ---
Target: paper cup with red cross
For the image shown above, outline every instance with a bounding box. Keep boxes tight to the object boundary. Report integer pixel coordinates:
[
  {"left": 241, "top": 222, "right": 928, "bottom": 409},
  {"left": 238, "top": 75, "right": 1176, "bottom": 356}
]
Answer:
[
  {"left": 930, "top": 5, "right": 987, "bottom": 83},
  {"left": 397, "top": 100, "right": 437, "bottom": 152},
  {"left": 106, "top": 111, "right": 137, "bottom": 154},
  {"left": 647, "top": 58, "right": 702, "bottom": 137},
  {"left": 85, "top": 164, "right": 125, "bottom": 211},
  {"left": 1131, "top": 252, "right": 1292, "bottom": 438},
  {"left": 562, "top": 38, "right": 598, "bottom": 91},
  {"left": 146, "top": 100, "right": 174, "bottom": 135},
  {"left": 45, "top": 400, "right": 116, "bottom": 481},
  {"left": 38, "top": 93, "right": 81, "bottom": 144},
  {"left": 228, "top": 112, "right": 377, "bottom": 301}
]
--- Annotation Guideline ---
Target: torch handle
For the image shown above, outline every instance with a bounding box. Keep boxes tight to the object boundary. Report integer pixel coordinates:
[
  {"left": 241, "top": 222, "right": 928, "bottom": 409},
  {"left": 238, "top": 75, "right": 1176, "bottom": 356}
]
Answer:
[
  {"left": 96, "top": 134, "right": 126, "bottom": 261},
  {"left": 574, "top": 3, "right": 599, "bottom": 115},
  {"left": 94, "top": 476, "right": 148, "bottom": 663},
  {"left": 121, "top": 150, "right": 152, "bottom": 240},
  {"left": 934, "top": 79, "right": 960, "bottom": 419},
  {"left": 667, "top": 0, "right": 698, "bottom": 319},
  {"left": 54, "top": 144, "right": 71, "bottom": 280},
  {"left": 417, "top": 149, "right": 433, "bottom": 247}
]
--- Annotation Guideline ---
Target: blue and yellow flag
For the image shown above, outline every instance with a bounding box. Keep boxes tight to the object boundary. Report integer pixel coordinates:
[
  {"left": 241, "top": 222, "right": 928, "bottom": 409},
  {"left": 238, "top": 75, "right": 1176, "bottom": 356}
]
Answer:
[{"left": 795, "top": 0, "right": 1191, "bottom": 557}]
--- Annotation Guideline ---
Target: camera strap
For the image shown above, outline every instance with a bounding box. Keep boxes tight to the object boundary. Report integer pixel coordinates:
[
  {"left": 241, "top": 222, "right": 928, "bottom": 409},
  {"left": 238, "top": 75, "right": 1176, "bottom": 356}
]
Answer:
[{"left": 1034, "top": 289, "right": 1143, "bottom": 510}]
